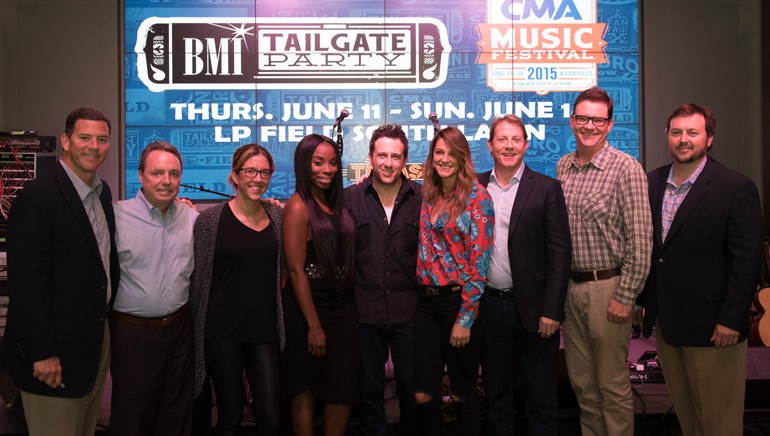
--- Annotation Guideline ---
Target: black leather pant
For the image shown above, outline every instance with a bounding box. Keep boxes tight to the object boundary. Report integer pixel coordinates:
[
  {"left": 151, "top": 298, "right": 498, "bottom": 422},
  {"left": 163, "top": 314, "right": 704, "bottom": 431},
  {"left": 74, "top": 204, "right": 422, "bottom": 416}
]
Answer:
[{"left": 204, "top": 339, "right": 281, "bottom": 436}]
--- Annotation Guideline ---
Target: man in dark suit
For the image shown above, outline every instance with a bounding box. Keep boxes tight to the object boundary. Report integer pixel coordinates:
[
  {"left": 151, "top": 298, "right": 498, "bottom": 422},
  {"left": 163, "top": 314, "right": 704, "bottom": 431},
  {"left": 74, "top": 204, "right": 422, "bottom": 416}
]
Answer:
[
  {"left": 638, "top": 103, "right": 763, "bottom": 436},
  {"left": 1, "top": 107, "right": 119, "bottom": 436},
  {"left": 478, "top": 114, "right": 571, "bottom": 436}
]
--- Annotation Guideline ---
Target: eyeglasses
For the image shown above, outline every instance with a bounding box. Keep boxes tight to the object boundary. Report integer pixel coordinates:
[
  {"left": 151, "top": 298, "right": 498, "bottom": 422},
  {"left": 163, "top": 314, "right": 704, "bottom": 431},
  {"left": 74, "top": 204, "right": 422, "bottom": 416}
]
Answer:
[
  {"left": 572, "top": 115, "right": 611, "bottom": 127},
  {"left": 238, "top": 167, "right": 273, "bottom": 179}
]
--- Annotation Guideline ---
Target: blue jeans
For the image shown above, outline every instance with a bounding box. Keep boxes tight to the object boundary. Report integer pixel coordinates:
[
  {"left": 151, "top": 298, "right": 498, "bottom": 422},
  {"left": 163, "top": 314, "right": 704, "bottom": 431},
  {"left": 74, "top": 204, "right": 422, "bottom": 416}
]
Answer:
[
  {"left": 357, "top": 323, "right": 416, "bottom": 436},
  {"left": 482, "top": 294, "right": 559, "bottom": 436}
]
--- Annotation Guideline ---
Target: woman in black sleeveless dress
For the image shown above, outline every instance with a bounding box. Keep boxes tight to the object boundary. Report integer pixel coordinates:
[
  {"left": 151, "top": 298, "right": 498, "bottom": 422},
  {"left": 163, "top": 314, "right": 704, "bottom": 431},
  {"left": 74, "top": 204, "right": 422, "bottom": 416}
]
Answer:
[{"left": 282, "top": 134, "right": 358, "bottom": 436}]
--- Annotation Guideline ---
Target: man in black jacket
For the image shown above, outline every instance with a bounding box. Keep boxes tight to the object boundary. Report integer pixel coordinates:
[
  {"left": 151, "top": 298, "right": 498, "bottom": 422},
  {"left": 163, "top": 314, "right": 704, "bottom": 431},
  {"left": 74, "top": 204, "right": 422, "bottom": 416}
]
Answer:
[
  {"left": 478, "top": 114, "right": 571, "bottom": 436},
  {"left": 1, "top": 107, "right": 119, "bottom": 435},
  {"left": 345, "top": 124, "right": 422, "bottom": 436},
  {"left": 638, "top": 103, "right": 763, "bottom": 436}
]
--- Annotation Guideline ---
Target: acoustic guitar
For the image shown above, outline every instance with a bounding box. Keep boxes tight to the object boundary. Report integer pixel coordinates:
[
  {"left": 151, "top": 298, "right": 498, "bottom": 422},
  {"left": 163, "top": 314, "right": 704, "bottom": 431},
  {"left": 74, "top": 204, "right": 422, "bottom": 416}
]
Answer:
[
  {"left": 752, "top": 288, "right": 770, "bottom": 346},
  {"left": 750, "top": 236, "right": 770, "bottom": 346}
]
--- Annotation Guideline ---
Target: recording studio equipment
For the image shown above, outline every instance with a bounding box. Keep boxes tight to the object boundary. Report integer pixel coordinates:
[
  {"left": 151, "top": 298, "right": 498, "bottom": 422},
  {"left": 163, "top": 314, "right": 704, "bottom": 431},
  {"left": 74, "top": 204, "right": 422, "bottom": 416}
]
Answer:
[
  {"left": 0, "top": 132, "right": 56, "bottom": 415},
  {"left": 0, "top": 134, "right": 57, "bottom": 243},
  {"left": 428, "top": 112, "right": 440, "bottom": 132},
  {"left": 0, "top": 132, "right": 55, "bottom": 153},
  {"left": 629, "top": 350, "right": 664, "bottom": 383}
]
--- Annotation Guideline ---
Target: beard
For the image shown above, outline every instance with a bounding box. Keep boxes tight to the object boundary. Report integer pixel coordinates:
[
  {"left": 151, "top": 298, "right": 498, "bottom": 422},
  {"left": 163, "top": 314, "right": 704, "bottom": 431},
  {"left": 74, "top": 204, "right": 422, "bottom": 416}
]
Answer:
[{"left": 673, "top": 145, "right": 707, "bottom": 164}]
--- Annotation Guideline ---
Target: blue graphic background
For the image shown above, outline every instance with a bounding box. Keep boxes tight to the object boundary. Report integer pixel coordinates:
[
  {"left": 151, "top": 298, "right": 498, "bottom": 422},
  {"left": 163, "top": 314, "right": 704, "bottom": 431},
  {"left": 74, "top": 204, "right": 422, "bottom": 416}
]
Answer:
[{"left": 124, "top": 0, "right": 640, "bottom": 200}]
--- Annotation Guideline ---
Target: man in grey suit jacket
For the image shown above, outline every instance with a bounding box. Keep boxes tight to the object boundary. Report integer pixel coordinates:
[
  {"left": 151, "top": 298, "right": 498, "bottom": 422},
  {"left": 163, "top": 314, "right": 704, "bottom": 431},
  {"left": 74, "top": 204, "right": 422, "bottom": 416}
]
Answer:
[
  {"left": 638, "top": 103, "right": 763, "bottom": 436},
  {"left": 1, "top": 107, "right": 119, "bottom": 436},
  {"left": 478, "top": 114, "right": 571, "bottom": 436}
]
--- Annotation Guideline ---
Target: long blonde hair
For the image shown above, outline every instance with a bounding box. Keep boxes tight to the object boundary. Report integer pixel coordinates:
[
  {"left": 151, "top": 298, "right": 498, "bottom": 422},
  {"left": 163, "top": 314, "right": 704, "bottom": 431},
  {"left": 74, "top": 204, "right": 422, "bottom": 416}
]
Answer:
[{"left": 422, "top": 126, "right": 477, "bottom": 222}]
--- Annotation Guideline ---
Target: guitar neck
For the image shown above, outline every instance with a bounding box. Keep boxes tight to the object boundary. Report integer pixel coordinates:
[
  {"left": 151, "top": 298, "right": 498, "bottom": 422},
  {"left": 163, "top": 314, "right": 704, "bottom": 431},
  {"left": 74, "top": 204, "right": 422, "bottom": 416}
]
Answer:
[{"left": 763, "top": 236, "right": 770, "bottom": 287}]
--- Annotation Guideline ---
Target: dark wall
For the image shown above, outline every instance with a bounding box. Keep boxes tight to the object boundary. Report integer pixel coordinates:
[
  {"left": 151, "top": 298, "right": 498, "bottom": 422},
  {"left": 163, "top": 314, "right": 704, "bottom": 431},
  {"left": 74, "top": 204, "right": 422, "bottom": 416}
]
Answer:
[
  {"left": 760, "top": 0, "right": 770, "bottom": 235},
  {"left": 641, "top": 1, "right": 762, "bottom": 185},
  {"left": 0, "top": 0, "right": 120, "bottom": 192}
]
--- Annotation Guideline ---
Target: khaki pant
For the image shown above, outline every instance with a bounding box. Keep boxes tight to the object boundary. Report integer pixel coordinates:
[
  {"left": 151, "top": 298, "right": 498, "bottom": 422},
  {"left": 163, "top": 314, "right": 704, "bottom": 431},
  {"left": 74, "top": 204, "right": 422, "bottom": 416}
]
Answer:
[
  {"left": 563, "top": 276, "right": 633, "bottom": 436},
  {"left": 21, "top": 322, "right": 111, "bottom": 436},
  {"left": 657, "top": 324, "right": 747, "bottom": 436}
]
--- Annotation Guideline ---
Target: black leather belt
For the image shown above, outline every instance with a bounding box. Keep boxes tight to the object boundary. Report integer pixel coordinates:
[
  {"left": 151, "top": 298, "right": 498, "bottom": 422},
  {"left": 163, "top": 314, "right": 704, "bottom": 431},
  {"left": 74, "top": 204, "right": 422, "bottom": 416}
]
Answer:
[
  {"left": 570, "top": 267, "right": 622, "bottom": 283},
  {"left": 485, "top": 285, "right": 515, "bottom": 298},
  {"left": 110, "top": 303, "right": 187, "bottom": 328},
  {"left": 421, "top": 284, "right": 461, "bottom": 296}
]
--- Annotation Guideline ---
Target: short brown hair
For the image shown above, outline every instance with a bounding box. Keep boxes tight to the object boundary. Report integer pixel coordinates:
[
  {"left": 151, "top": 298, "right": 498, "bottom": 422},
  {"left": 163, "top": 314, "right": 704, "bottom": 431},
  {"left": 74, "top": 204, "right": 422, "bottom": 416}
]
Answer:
[
  {"left": 369, "top": 124, "right": 409, "bottom": 160},
  {"left": 666, "top": 103, "right": 716, "bottom": 138},
  {"left": 65, "top": 107, "right": 111, "bottom": 136},
  {"left": 572, "top": 87, "right": 614, "bottom": 119}
]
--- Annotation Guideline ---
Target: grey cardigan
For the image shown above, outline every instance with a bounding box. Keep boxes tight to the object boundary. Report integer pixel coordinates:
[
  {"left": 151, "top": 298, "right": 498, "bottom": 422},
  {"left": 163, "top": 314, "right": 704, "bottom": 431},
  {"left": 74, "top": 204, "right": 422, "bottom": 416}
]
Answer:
[{"left": 189, "top": 201, "right": 286, "bottom": 398}]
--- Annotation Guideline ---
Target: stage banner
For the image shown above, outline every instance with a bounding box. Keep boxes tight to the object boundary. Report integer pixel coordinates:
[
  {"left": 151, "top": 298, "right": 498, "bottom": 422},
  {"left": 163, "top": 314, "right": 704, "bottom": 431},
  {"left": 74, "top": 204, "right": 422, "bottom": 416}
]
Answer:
[{"left": 123, "top": 0, "right": 640, "bottom": 200}]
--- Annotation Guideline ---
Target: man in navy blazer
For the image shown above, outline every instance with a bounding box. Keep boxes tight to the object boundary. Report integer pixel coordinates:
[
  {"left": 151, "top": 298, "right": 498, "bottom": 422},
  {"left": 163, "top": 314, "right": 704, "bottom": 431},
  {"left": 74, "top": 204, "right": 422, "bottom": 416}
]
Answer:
[
  {"left": 638, "top": 103, "right": 763, "bottom": 436},
  {"left": 1, "top": 107, "right": 119, "bottom": 436},
  {"left": 478, "top": 114, "right": 571, "bottom": 436}
]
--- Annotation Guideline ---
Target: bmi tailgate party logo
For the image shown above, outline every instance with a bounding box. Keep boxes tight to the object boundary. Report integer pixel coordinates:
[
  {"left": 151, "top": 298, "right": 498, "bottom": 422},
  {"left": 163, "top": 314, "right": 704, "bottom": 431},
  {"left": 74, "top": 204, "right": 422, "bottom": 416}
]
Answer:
[
  {"left": 477, "top": 0, "right": 608, "bottom": 94},
  {"left": 135, "top": 17, "right": 450, "bottom": 92}
]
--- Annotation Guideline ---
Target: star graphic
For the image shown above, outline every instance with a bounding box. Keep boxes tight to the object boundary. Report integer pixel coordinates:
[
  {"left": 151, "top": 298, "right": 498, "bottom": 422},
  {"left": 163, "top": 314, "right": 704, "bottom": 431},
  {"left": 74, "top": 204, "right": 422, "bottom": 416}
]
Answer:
[{"left": 209, "top": 22, "right": 255, "bottom": 53}]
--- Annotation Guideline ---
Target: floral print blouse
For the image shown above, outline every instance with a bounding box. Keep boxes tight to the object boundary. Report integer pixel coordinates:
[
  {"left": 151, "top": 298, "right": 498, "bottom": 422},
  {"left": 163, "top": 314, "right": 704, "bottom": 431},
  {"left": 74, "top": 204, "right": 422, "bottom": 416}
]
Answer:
[{"left": 417, "top": 180, "right": 495, "bottom": 328}]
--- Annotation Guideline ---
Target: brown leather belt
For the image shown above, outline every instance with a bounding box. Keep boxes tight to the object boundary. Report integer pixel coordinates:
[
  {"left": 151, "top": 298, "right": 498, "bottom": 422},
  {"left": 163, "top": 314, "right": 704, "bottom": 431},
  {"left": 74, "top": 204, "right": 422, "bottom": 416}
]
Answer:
[
  {"left": 421, "top": 284, "right": 461, "bottom": 296},
  {"left": 110, "top": 304, "right": 187, "bottom": 328},
  {"left": 570, "top": 267, "right": 622, "bottom": 283},
  {"left": 485, "top": 285, "right": 515, "bottom": 299}
]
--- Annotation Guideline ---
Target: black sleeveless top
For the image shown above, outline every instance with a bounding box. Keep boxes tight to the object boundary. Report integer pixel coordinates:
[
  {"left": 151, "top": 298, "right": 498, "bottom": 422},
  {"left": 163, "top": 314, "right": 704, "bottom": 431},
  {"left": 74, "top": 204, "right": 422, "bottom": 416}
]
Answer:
[{"left": 304, "top": 213, "right": 349, "bottom": 307}]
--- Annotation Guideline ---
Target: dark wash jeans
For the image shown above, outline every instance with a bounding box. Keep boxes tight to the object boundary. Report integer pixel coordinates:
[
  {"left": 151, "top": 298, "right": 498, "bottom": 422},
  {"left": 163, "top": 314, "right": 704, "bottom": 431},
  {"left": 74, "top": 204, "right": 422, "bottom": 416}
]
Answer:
[
  {"left": 357, "top": 322, "right": 416, "bottom": 436},
  {"left": 482, "top": 293, "right": 560, "bottom": 436},
  {"left": 414, "top": 291, "right": 485, "bottom": 436}
]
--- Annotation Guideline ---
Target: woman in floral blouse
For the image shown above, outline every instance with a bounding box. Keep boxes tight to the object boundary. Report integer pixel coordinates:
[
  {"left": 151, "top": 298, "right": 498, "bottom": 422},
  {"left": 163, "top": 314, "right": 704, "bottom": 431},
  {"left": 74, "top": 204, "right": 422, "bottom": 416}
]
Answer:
[{"left": 413, "top": 126, "right": 495, "bottom": 435}]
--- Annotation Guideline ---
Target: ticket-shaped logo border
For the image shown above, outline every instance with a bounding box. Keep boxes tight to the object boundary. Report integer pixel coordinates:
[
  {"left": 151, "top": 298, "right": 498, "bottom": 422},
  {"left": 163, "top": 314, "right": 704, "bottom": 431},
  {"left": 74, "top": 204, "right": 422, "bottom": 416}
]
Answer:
[{"left": 135, "top": 17, "right": 452, "bottom": 92}]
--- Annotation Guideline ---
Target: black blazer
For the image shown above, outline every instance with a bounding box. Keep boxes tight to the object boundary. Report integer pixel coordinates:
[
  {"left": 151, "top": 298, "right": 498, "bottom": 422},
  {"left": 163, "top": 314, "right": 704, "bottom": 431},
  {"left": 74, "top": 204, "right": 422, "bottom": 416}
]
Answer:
[
  {"left": 478, "top": 166, "right": 571, "bottom": 332},
  {"left": 1, "top": 163, "right": 119, "bottom": 397},
  {"left": 639, "top": 157, "right": 763, "bottom": 347}
]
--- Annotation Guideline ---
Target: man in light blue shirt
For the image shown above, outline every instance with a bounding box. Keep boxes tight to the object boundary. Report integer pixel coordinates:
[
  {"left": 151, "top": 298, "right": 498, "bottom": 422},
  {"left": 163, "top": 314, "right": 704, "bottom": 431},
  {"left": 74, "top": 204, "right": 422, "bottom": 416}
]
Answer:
[{"left": 109, "top": 141, "right": 197, "bottom": 436}]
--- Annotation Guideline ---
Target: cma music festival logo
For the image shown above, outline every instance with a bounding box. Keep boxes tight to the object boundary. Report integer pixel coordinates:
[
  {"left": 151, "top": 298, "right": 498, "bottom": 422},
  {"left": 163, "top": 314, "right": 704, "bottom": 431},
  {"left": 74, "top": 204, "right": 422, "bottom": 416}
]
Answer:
[
  {"left": 135, "top": 17, "right": 451, "bottom": 92},
  {"left": 477, "top": 0, "right": 608, "bottom": 94}
]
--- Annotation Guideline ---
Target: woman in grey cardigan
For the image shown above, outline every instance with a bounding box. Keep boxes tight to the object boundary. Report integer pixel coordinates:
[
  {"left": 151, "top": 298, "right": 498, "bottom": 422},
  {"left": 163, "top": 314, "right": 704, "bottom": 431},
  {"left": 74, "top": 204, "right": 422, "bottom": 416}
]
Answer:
[{"left": 189, "top": 144, "right": 286, "bottom": 436}]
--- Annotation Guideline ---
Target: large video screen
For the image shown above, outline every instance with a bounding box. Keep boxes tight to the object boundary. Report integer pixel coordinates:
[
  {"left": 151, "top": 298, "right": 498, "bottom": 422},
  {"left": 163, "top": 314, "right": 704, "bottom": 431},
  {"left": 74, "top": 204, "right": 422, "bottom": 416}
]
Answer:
[{"left": 123, "top": 0, "right": 640, "bottom": 200}]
